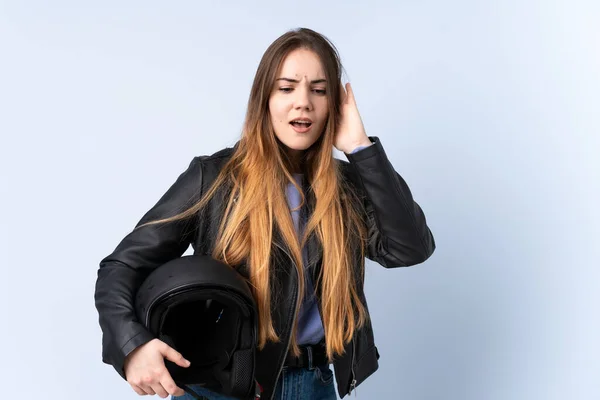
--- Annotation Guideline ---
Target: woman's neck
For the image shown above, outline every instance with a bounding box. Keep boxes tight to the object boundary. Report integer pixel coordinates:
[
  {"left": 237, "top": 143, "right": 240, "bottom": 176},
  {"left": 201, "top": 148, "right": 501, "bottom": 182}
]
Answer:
[{"left": 286, "top": 150, "right": 304, "bottom": 174}]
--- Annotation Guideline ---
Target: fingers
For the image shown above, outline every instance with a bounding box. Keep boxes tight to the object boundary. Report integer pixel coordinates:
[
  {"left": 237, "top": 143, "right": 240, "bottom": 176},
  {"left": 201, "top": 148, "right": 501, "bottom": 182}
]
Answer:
[
  {"left": 150, "top": 382, "right": 170, "bottom": 398},
  {"left": 139, "top": 374, "right": 160, "bottom": 395},
  {"left": 131, "top": 371, "right": 183, "bottom": 398},
  {"left": 161, "top": 343, "right": 191, "bottom": 368},
  {"left": 161, "top": 373, "right": 186, "bottom": 397},
  {"left": 135, "top": 383, "right": 156, "bottom": 396},
  {"left": 131, "top": 384, "right": 149, "bottom": 395},
  {"left": 339, "top": 81, "right": 347, "bottom": 104},
  {"left": 345, "top": 82, "right": 355, "bottom": 104},
  {"left": 150, "top": 369, "right": 184, "bottom": 398},
  {"left": 339, "top": 81, "right": 354, "bottom": 105},
  {"left": 125, "top": 339, "right": 190, "bottom": 397}
]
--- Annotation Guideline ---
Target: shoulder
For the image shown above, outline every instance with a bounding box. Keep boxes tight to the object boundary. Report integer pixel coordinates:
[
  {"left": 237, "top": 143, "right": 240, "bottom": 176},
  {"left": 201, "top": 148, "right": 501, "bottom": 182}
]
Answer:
[
  {"left": 194, "top": 143, "right": 237, "bottom": 164},
  {"left": 190, "top": 143, "right": 238, "bottom": 172},
  {"left": 181, "top": 143, "right": 238, "bottom": 192}
]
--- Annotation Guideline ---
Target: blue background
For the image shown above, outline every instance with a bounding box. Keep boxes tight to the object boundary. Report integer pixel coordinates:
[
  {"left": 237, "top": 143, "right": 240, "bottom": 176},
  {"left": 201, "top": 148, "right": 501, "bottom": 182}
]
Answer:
[{"left": 0, "top": 1, "right": 598, "bottom": 399}]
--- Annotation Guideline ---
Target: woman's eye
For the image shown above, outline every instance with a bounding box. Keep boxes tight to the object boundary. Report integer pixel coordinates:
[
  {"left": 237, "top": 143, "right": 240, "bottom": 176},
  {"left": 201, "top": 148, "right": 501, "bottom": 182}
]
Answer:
[{"left": 278, "top": 87, "right": 326, "bottom": 95}]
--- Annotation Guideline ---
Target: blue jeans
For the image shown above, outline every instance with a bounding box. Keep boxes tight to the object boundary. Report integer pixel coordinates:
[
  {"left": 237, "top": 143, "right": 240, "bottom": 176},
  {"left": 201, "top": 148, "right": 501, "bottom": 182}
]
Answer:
[{"left": 172, "top": 363, "right": 337, "bottom": 400}]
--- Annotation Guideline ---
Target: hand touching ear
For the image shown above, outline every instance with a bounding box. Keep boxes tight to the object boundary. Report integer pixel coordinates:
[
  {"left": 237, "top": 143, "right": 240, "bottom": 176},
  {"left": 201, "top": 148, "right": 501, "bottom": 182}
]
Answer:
[{"left": 334, "top": 82, "right": 371, "bottom": 154}]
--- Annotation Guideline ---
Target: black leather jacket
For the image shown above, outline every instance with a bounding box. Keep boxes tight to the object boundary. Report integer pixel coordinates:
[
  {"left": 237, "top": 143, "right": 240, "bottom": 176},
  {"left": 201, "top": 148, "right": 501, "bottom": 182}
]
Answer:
[{"left": 94, "top": 137, "right": 435, "bottom": 399}]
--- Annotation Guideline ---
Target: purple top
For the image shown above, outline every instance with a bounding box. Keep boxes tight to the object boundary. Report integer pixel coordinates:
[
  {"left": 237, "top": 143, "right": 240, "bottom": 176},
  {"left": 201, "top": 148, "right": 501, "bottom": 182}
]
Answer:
[{"left": 285, "top": 142, "right": 373, "bottom": 345}]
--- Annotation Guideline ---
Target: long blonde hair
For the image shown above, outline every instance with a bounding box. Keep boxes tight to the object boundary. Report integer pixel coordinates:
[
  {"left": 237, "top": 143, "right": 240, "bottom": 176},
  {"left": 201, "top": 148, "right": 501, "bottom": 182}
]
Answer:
[{"left": 139, "top": 28, "right": 368, "bottom": 361}]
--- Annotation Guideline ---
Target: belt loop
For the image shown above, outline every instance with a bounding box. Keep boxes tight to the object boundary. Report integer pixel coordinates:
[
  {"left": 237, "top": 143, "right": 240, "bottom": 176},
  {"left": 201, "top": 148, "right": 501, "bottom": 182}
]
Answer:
[{"left": 307, "top": 346, "right": 314, "bottom": 370}]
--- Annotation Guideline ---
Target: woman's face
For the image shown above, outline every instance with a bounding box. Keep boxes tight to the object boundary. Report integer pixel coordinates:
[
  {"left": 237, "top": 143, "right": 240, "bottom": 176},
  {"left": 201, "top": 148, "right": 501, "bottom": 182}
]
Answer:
[{"left": 268, "top": 48, "right": 329, "bottom": 160}]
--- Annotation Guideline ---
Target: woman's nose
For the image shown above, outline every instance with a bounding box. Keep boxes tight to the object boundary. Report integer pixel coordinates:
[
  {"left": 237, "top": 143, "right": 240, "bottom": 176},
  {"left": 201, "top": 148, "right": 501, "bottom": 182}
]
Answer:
[{"left": 294, "top": 87, "right": 312, "bottom": 110}]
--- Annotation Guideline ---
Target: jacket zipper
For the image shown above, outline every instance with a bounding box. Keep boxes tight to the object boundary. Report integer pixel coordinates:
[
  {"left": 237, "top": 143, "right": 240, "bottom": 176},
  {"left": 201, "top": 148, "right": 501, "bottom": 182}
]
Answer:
[
  {"left": 307, "top": 226, "right": 357, "bottom": 397},
  {"left": 349, "top": 336, "right": 357, "bottom": 396},
  {"left": 270, "top": 241, "right": 300, "bottom": 400},
  {"left": 314, "top": 282, "right": 357, "bottom": 397},
  {"left": 312, "top": 264, "right": 358, "bottom": 397}
]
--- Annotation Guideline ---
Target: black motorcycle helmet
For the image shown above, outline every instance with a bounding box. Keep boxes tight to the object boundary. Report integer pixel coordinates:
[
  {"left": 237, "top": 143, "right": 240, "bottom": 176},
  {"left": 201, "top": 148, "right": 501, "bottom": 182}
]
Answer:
[{"left": 134, "top": 255, "right": 260, "bottom": 400}]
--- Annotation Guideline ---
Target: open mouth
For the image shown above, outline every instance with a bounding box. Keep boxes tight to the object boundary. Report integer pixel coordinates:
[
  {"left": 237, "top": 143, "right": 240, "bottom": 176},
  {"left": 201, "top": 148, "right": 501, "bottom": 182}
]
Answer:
[{"left": 290, "top": 121, "right": 313, "bottom": 128}]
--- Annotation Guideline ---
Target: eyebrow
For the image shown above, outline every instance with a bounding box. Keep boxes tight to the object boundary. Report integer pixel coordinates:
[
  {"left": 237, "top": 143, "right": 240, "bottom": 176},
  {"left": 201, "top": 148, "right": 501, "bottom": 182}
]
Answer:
[{"left": 276, "top": 77, "right": 327, "bottom": 84}]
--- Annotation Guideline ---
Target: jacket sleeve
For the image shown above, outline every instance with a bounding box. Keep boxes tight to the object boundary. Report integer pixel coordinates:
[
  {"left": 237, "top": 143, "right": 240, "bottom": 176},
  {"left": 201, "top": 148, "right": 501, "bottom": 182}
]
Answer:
[
  {"left": 345, "top": 137, "right": 435, "bottom": 267},
  {"left": 94, "top": 156, "right": 204, "bottom": 380}
]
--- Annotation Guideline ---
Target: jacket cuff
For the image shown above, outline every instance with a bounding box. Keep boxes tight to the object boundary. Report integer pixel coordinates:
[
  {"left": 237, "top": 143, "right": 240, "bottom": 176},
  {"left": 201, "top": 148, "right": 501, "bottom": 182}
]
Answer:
[
  {"left": 348, "top": 141, "right": 375, "bottom": 155},
  {"left": 344, "top": 136, "right": 381, "bottom": 162}
]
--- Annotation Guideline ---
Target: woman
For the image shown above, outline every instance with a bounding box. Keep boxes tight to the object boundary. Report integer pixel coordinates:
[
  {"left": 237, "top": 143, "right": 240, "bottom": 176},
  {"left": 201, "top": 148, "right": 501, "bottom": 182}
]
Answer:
[{"left": 94, "top": 27, "right": 435, "bottom": 400}]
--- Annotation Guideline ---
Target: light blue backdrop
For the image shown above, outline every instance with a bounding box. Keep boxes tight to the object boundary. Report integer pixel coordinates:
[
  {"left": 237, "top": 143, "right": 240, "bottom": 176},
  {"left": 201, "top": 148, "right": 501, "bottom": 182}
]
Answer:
[{"left": 1, "top": 1, "right": 598, "bottom": 399}]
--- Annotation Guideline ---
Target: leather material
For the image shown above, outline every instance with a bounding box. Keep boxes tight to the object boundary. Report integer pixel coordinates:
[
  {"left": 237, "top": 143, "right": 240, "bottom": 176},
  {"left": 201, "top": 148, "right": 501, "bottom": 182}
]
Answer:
[{"left": 94, "top": 136, "right": 436, "bottom": 399}]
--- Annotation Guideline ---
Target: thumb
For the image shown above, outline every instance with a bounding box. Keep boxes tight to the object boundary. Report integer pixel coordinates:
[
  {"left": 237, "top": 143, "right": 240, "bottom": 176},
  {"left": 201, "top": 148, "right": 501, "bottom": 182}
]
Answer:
[{"left": 161, "top": 343, "right": 191, "bottom": 368}]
